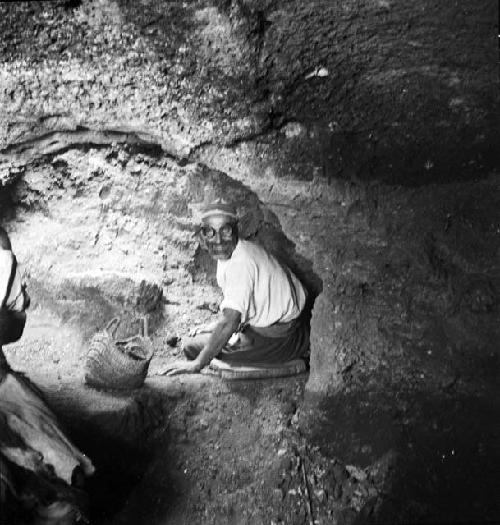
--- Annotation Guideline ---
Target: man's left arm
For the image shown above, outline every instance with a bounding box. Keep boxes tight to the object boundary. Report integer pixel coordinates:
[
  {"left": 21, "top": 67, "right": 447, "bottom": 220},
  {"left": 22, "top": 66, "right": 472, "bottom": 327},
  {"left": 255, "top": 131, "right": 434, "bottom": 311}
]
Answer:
[{"left": 162, "top": 308, "right": 241, "bottom": 376}]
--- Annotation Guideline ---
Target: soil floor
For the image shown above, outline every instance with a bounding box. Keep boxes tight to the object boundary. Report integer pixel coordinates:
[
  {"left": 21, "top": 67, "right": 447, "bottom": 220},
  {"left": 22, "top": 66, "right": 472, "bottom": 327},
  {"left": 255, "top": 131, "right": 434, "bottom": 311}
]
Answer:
[
  {"left": 0, "top": 1, "right": 498, "bottom": 523},
  {"left": 4, "top": 307, "right": 500, "bottom": 525}
]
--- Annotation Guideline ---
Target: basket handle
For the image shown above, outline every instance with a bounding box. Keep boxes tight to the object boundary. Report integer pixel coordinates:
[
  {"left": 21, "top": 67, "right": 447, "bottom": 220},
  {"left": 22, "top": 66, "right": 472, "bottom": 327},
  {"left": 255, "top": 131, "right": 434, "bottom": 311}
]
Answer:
[
  {"left": 116, "top": 334, "right": 154, "bottom": 361},
  {"left": 141, "top": 316, "right": 149, "bottom": 338},
  {"left": 105, "top": 318, "right": 121, "bottom": 338}
]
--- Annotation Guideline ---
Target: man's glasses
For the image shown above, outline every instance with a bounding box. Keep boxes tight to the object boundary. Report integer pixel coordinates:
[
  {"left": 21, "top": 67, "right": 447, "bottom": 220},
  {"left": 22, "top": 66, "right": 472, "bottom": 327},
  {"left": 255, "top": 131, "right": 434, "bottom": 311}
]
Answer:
[{"left": 200, "top": 224, "right": 235, "bottom": 241}]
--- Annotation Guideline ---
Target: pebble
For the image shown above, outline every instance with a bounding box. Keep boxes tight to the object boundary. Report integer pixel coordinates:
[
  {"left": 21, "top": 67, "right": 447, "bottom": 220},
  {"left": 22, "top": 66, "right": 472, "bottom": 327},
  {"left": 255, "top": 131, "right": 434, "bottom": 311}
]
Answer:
[{"left": 315, "top": 488, "right": 326, "bottom": 502}]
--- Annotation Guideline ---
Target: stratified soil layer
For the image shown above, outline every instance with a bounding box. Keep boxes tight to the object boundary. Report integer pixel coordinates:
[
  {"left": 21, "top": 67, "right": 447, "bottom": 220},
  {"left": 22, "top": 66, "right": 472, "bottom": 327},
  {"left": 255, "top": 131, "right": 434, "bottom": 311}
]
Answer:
[{"left": 0, "top": 1, "right": 498, "bottom": 524}]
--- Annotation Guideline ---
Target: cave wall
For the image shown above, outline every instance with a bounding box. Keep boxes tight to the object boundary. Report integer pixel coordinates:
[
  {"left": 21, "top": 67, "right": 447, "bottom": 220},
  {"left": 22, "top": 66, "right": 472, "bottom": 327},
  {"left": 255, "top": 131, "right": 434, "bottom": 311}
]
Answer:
[
  {"left": 0, "top": 140, "right": 310, "bottom": 345},
  {"left": 1, "top": 0, "right": 497, "bottom": 183},
  {"left": 205, "top": 164, "right": 499, "bottom": 396},
  {"left": 0, "top": 0, "right": 498, "bottom": 397}
]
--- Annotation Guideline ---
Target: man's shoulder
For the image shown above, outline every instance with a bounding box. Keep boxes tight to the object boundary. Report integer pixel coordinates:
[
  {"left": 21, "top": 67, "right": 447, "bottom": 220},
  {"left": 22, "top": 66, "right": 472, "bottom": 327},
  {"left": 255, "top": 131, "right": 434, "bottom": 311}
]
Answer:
[
  {"left": 236, "top": 239, "right": 267, "bottom": 258},
  {"left": 225, "top": 240, "right": 265, "bottom": 272},
  {"left": 226, "top": 240, "right": 252, "bottom": 264}
]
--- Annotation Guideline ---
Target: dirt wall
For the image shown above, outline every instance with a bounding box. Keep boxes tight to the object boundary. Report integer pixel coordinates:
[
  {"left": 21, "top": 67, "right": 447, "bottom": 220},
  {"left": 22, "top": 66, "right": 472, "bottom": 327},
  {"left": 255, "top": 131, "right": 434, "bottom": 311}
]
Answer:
[{"left": 1, "top": 0, "right": 498, "bottom": 399}]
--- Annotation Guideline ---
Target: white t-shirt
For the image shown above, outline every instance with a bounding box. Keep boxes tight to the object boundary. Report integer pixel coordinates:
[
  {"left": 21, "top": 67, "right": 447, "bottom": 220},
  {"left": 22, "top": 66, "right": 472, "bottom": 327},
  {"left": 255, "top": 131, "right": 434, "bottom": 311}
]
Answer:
[
  {"left": 0, "top": 249, "right": 24, "bottom": 311},
  {"left": 216, "top": 240, "right": 306, "bottom": 327}
]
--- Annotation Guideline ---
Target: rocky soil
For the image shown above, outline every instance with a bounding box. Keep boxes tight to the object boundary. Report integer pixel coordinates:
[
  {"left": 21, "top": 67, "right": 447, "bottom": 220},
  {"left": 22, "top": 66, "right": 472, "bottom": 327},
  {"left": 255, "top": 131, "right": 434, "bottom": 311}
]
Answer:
[
  {"left": 6, "top": 303, "right": 399, "bottom": 525},
  {"left": 1, "top": 0, "right": 499, "bottom": 524}
]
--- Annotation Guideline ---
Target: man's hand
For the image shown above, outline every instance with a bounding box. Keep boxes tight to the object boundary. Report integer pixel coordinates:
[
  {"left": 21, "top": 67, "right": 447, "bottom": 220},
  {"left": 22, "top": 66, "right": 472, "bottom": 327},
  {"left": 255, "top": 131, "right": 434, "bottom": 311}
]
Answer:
[
  {"left": 189, "top": 320, "right": 218, "bottom": 337},
  {"left": 188, "top": 325, "right": 204, "bottom": 337},
  {"left": 161, "top": 309, "right": 241, "bottom": 376},
  {"left": 158, "top": 359, "right": 202, "bottom": 376}
]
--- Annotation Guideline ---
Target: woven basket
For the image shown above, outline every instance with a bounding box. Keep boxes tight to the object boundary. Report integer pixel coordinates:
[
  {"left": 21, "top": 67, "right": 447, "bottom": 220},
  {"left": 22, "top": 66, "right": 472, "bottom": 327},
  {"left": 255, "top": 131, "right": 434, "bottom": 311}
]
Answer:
[{"left": 84, "top": 318, "right": 153, "bottom": 391}]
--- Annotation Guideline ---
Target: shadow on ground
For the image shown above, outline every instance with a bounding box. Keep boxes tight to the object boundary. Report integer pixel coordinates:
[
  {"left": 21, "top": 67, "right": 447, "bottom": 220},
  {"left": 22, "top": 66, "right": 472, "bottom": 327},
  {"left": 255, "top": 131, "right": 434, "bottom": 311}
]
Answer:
[
  {"left": 304, "top": 387, "right": 500, "bottom": 525},
  {"left": 42, "top": 382, "right": 179, "bottom": 525}
]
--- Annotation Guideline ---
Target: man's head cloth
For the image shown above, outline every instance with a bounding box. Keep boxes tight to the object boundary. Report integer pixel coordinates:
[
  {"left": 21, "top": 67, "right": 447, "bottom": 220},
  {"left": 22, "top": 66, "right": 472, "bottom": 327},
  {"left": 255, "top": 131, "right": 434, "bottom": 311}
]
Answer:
[{"left": 200, "top": 201, "right": 238, "bottom": 223}]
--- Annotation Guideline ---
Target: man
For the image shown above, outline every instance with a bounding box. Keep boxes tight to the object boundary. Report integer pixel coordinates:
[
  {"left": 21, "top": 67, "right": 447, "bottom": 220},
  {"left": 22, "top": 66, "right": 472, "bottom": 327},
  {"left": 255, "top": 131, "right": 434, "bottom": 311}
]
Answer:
[{"left": 163, "top": 201, "right": 309, "bottom": 376}]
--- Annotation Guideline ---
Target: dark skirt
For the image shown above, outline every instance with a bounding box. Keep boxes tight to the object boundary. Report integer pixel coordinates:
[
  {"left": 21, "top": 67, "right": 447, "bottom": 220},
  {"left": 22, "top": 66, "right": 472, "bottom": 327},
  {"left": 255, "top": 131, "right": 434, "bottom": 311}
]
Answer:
[
  {"left": 184, "top": 315, "right": 310, "bottom": 365},
  {"left": 0, "top": 309, "right": 26, "bottom": 346}
]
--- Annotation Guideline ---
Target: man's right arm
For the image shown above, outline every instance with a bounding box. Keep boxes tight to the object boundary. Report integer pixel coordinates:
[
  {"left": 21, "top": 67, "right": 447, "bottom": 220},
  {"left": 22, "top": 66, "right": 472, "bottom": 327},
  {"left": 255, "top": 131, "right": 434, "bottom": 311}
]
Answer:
[
  {"left": 162, "top": 308, "right": 241, "bottom": 376},
  {"left": 190, "top": 318, "right": 220, "bottom": 337},
  {"left": 193, "top": 308, "right": 241, "bottom": 369}
]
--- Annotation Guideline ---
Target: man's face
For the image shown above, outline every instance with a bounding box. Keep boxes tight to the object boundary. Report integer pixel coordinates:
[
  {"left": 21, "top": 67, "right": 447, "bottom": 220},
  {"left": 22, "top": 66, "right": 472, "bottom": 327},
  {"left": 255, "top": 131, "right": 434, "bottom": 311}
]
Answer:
[{"left": 200, "top": 215, "right": 238, "bottom": 261}]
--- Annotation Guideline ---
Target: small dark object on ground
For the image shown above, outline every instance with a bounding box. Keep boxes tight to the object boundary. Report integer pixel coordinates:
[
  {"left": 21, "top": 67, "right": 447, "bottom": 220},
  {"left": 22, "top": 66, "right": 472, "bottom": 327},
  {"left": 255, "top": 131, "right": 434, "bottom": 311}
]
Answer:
[{"left": 166, "top": 335, "right": 179, "bottom": 347}]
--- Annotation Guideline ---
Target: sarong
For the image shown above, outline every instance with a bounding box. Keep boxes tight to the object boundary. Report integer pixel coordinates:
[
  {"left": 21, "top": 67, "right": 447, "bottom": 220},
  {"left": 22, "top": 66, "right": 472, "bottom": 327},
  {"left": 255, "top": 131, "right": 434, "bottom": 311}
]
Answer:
[{"left": 184, "top": 314, "right": 310, "bottom": 365}]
